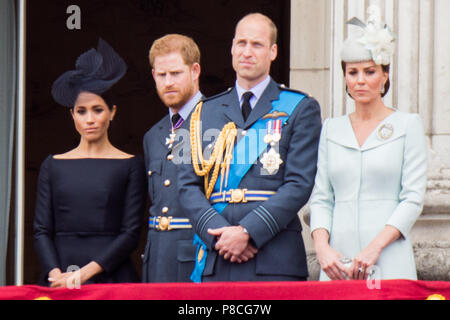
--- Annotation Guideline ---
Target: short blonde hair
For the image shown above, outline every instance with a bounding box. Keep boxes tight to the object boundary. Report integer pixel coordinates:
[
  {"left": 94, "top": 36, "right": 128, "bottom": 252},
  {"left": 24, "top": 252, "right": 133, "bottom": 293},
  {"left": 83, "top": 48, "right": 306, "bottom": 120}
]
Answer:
[
  {"left": 236, "top": 13, "right": 278, "bottom": 45},
  {"left": 149, "top": 34, "right": 201, "bottom": 68}
]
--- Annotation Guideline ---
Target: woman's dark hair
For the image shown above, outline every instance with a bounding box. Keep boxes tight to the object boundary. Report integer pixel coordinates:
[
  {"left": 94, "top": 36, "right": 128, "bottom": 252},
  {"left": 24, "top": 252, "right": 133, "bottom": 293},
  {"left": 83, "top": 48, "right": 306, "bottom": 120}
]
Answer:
[
  {"left": 341, "top": 61, "right": 390, "bottom": 98},
  {"left": 70, "top": 90, "right": 117, "bottom": 112},
  {"left": 101, "top": 90, "right": 117, "bottom": 111}
]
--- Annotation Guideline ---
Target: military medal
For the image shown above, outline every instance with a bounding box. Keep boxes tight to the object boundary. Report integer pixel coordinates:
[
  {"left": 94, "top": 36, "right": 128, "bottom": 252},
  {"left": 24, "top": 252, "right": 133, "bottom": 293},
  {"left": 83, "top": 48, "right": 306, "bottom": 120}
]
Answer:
[
  {"left": 260, "top": 148, "right": 283, "bottom": 175},
  {"left": 165, "top": 132, "right": 177, "bottom": 149},
  {"left": 272, "top": 132, "right": 281, "bottom": 144},
  {"left": 264, "top": 120, "right": 282, "bottom": 146},
  {"left": 166, "top": 115, "right": 184, "bottom": 149},
  {"left": 263, "top": 134, "right": 273, "bottom": 144},
  {"left": 264, "top": 120, "right": 273, "bottom": 144},
  {"left": 261, "top": 119, "right": 283, "bottom": 174},
  {"left": 377, "top": 123, "right": 394, "bottom": 141}
]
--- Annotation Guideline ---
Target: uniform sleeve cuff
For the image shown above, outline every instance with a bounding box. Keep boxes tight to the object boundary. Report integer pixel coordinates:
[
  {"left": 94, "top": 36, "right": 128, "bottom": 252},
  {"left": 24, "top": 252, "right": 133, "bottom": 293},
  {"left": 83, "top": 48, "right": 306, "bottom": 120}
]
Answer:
[{"left": 239, "top": 205, "right": 281, "bottom": 249}]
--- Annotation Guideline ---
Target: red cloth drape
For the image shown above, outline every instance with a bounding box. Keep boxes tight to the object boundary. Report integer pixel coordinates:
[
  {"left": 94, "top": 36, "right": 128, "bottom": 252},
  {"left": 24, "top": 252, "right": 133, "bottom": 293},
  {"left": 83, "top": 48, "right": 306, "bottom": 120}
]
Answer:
[{"left": 0, "top": 280, "right": 449, "bottom": 300}]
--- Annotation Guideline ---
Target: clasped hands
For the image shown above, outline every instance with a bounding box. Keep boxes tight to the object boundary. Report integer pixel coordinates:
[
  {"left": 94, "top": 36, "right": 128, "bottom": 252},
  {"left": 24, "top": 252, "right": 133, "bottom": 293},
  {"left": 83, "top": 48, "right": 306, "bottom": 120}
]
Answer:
[
  {"left": 47, "top": 261, "right": 103, "bottom": 288},
  {"left": 48, "top": 268, "right": 82, "bottom": 288},
  {"left": 315, "top": 242, "right": 381, "bottom": 280},
  {"left": 208, "top": 226, "right": 258, "bottom": 263}
]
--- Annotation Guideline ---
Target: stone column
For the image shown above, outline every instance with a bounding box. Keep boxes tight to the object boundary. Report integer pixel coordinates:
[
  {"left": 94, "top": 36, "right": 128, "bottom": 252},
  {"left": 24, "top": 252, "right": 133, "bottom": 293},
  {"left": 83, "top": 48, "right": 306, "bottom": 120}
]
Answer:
[
  {"left": 290, "top": 0, "right": 331, "bottom": 280},
  {"left": 291, "top": 0, "right": 450, "bottom": 280},
  {"left": 290, "top": 0, "right": 331, "bottom": 118},
  {"left": 414, "top": 0, "right": 450, "bottom": 280}
]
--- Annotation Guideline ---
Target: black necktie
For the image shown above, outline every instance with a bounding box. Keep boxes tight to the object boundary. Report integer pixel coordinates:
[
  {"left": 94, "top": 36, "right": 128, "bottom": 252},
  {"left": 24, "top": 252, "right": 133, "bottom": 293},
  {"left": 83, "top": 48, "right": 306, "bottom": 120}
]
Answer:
[
  {"left": 171, "top": 113, "right": 181, "bottom": 128},
  {"left": 241, "top": 91, "right": 253, "bottom": 121}
]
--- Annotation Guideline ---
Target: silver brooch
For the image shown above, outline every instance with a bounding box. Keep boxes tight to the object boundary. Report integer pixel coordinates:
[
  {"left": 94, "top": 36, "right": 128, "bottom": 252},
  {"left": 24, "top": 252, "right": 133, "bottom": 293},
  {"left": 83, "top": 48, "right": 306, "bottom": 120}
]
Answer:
[{"left": 377, "top": 123, "right": 394, "bottom": 140}]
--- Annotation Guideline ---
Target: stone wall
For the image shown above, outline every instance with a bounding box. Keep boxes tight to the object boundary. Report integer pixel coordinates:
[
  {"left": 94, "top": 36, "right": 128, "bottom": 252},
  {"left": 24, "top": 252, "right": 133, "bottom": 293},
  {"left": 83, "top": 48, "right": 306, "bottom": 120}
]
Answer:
[{"left": 291, "top": 0, "right": 450, "bottom": 281}]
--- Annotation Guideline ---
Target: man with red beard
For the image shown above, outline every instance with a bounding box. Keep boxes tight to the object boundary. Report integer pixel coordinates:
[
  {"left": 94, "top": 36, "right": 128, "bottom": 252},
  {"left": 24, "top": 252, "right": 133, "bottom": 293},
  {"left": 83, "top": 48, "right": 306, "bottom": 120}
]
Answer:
[{"left": 142, "top": 34, "right": 202, "bottom": 282}]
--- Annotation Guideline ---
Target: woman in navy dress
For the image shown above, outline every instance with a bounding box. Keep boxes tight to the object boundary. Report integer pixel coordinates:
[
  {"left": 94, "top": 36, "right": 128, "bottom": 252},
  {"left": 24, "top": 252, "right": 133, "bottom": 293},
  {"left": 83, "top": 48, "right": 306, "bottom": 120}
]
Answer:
[{"left": 33, "top": 39, "right": 146, "bottom": 287}]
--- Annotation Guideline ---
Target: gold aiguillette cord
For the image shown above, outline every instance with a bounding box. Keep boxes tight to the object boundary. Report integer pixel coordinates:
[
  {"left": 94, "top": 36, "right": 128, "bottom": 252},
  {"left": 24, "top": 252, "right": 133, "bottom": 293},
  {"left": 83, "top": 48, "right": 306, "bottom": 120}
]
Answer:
[{"left": 190, "top": 101, "right": 237, "bottom": 199}]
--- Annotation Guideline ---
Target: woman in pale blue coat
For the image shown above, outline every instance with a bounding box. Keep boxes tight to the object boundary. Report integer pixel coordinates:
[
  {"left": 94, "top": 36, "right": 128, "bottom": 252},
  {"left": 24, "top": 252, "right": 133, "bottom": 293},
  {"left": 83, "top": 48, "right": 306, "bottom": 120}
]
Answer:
[{"left": 310, "top": 7, "right": 428, "bottom": 281}]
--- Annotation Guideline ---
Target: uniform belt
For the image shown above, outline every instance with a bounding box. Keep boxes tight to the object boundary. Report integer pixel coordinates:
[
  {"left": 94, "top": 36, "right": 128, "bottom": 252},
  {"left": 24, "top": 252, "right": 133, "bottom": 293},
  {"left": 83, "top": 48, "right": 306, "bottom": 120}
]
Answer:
[
  {"left": 210, "top": 189, "right": 276, "bottom": 204},
  {"left": 149, "top": 216, "right": 192, "bottom": 231}
]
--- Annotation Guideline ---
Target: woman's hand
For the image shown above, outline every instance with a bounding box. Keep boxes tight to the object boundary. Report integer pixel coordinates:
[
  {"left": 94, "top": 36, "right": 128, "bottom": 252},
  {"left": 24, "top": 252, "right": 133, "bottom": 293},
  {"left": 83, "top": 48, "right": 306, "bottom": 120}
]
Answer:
[
  {"left": 315, "top": 243, "right": 351, "bottom": 280},
  {"left": 350, "top": 225, "right": 401, "bottom": 280},
  {"left": 48, "top": 268, "right": 65, "bottom": 287},
  {"left": 48, "top": 262, "right": 103, "bottom": 288},
  {"left": 49, "top": 270, "right": 79, "bottom": 288},
  {"left": 350, "top": 243, "right": 382, "bottom": 280},
  {"left": 48, "top": 268, "right": 62, "bottom": 282},
  {"left": 312, "top": 228, "right": 351, "bottom": 280}
]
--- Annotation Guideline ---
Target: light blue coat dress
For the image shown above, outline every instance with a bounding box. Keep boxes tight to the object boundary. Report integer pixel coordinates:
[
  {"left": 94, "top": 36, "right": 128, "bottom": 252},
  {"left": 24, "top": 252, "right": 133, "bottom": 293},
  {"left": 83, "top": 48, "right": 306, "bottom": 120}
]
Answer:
[{"left": 310, "top": 110, "right": 428, "bottom": 280}]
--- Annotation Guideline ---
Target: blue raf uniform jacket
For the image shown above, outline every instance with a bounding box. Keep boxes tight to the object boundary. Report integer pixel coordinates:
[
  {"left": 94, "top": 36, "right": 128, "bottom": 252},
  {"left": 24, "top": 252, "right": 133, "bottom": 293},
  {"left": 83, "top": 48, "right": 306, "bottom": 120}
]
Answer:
[
  {"left": 142, "top": 112, "right": 196, "bottom": 282},
  {"left": 178, "top": 79, "right": 322, "bottom": 280}
]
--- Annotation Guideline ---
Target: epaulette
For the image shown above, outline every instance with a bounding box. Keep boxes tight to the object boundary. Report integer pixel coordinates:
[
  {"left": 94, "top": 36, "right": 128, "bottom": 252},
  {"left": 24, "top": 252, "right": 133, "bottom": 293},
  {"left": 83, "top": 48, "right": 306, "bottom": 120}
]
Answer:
[
  {"left": 201, "top": 87, "right": 233, "bottom": 103},
  {"left": 278, "top": 83, "right": 314, "bottom": 99}
]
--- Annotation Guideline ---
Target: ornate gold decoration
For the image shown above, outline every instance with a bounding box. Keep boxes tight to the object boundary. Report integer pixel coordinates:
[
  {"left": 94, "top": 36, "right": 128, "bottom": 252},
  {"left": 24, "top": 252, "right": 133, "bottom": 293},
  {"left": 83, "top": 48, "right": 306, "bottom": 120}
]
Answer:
[
  {"left": 426, "top": 294, "right": 446, "bottom": 300},
  {"left": 229, "top": 189, "right": 248, "bottom": 203},
  {"left": 190, "top": 102, "right": 237, "bottom": 199}
]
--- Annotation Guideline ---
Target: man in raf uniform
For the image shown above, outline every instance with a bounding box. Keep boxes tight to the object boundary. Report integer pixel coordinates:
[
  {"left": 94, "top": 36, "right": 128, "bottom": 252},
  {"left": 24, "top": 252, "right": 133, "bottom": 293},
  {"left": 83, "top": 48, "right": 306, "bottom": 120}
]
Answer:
[
  {"left": 142, "top": 34, "right": 202, "bottom": 282},
  {"left": 178, "top": 13, "right": 322, "bottom": 282}
]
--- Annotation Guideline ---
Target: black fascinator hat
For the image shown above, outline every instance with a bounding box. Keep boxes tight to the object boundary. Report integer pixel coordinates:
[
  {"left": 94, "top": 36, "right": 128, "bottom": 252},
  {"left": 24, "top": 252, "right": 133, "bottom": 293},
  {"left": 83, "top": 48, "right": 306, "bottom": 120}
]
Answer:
[{"left": 51, "top": 38, "right": 127, "bottom": 108}]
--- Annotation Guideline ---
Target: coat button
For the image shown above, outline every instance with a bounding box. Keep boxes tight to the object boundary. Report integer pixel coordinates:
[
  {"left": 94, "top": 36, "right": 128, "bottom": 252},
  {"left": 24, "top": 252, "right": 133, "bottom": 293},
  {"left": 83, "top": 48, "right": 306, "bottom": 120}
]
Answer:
[
  {"left": 167, "top": 154, "right": 174, "bottom": 161},
  {"left": 164, "top": 179, "right": 171, "bottom": 187},
  {"left": 148, "top": 171, "right": 152, "bottom": 176},
  {"left": 162, "top": 207, "right": 169, "bottom": 214}
]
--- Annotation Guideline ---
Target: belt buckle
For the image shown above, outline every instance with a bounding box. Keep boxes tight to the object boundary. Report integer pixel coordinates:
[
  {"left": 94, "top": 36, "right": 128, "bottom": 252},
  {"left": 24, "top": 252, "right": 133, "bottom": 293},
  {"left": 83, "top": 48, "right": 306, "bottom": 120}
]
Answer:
[
  {"left": 229, "top": 189, "right": 248, "bottom": 203},
  {"left": 158, "top": 216, "right": 172, "bottom": 231}
]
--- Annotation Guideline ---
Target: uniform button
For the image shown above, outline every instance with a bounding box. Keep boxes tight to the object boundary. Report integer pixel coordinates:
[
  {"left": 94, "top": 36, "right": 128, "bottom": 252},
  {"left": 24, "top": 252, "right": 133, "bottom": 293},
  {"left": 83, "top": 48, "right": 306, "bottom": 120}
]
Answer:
[
  {"left": 167, "top": 154, "right": 174, "bottom": 161},
  {"left": 164, "top": 179, "right": 171, "bottom": 187},
  {"left": 162, "top": 207, "right": 169, "bottom": 214},
  {"left": 148, "top": 171, "right": 152, "bottom": 176}
]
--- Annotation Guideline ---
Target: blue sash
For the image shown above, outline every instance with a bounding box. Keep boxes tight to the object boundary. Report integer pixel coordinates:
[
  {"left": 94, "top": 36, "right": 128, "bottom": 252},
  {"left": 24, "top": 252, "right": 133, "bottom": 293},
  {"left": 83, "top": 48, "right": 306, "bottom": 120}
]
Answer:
[{"left": 191, "top": 90, "right": 306, "bottom": 283}]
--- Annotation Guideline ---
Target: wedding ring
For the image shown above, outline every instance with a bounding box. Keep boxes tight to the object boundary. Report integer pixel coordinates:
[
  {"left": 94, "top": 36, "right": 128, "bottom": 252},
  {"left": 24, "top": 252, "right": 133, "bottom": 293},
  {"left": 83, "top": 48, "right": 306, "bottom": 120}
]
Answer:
[{"left": 358, "top": 267, "right": 364, "bottom": 273}]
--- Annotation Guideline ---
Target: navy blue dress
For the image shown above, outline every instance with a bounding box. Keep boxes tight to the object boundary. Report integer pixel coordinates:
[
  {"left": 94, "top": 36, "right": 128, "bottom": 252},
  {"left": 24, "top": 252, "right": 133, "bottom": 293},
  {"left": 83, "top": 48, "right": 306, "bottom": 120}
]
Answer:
[{"left": 33, "top": 155, "right": 146, "bottom": 286}]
